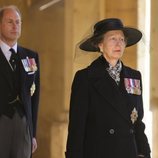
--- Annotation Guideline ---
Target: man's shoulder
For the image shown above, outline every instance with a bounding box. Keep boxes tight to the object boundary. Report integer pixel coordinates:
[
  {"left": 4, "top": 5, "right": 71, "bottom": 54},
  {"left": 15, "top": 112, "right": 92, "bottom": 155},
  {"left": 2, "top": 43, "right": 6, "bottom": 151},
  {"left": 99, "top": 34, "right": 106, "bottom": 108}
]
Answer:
[{"left": 18, "top": 45, "right": 38, "bottom": 56}]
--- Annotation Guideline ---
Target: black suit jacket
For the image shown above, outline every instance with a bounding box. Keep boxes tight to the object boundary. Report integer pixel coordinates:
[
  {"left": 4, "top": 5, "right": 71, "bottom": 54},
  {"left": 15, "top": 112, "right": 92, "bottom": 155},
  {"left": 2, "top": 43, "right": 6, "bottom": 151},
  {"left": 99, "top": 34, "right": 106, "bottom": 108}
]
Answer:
[
  {"left": 0, "top": 46, "right": 40, "bottom": 138},
  {"left": 66, "top": 56, "right": 151, "bottom": 158}
]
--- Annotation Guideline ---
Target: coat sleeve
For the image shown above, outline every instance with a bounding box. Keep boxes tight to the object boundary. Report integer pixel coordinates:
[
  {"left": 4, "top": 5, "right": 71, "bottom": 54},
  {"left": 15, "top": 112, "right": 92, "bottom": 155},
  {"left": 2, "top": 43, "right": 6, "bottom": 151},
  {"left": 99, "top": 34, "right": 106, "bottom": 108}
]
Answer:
[
  {"left": 134, "top": 71, "right": 151, "bottom": 158},
  {"left": 31, "top": 52, "right": 40, "bottom": 137},
  {"left": 65, "top": 69, "right": 89, "bottom": 158}
]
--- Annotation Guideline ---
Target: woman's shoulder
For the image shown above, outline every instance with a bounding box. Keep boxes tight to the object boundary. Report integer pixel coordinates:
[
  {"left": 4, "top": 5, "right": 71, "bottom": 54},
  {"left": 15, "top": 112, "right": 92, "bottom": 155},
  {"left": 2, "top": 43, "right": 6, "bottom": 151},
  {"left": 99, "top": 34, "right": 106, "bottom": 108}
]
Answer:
[
  {"left": 123, "top": 64, "right": 141, "bottom": 78},
  {"left": 74, "top": 68, "right": 89, "bottom": 80}
]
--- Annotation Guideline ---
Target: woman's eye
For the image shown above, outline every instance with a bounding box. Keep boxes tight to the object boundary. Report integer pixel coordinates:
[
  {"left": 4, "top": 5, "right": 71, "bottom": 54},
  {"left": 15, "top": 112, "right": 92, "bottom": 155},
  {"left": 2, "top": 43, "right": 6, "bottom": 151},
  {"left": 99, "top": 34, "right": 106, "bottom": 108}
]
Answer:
[{"left": 111, "top": 37, "right": 116, "bottom": 40}]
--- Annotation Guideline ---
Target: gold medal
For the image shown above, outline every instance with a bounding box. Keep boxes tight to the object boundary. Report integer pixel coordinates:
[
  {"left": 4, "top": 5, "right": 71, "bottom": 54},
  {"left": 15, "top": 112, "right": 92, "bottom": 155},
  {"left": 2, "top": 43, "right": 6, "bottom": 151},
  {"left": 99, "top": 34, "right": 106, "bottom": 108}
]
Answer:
[
  {"left": 130, "top": 107, "right": 138, "bottom": 124},
  {"left": 30, "top": 82, "right": 36, "bottom": 96}
]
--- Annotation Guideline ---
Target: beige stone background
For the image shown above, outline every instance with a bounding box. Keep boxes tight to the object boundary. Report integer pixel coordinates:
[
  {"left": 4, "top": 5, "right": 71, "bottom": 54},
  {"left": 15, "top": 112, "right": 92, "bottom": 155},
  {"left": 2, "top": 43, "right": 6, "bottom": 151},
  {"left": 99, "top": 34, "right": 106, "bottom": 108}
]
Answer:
[{"left": 0, "top": 0, "right": 157, "bottom": 158}]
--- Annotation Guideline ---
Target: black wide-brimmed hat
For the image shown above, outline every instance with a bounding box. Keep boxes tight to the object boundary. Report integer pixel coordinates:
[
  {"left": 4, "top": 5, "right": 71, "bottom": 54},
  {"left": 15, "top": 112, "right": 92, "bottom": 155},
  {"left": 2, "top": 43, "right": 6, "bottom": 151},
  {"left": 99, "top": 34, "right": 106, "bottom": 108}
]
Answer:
[{"left": 79, "top": 18, "right": 142, "bottom": 52}]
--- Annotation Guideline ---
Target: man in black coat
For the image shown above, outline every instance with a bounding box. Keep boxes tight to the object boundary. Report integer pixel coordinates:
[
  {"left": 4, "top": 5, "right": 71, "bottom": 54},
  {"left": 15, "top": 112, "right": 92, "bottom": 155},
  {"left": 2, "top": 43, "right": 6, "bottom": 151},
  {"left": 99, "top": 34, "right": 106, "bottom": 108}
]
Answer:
[
  {"left": 65, "top": 18, "right": 151, "bottom": 158},
  {"left": 0, "top": 5, "right": 40, "bottom": 158}
]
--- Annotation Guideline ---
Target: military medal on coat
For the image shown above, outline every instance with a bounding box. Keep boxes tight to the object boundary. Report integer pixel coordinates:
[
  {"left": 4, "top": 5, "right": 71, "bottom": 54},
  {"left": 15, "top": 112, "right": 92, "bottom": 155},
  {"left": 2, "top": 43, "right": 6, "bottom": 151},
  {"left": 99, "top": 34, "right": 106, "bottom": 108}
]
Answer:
[
  {"left": 21, "top": 57, "right": 37, "bottom": 96},
  {"left": 124, "top": 78, "right": 141, "bottom": 95},
  {"left": 30, "top": 82, "right": 36, "bottom": 96},
  {"left": 21, "top": 56, "right": 37, "bottom": 73},
  {"left": 130, "top": 107, "right": 138, "bottom": 124}
]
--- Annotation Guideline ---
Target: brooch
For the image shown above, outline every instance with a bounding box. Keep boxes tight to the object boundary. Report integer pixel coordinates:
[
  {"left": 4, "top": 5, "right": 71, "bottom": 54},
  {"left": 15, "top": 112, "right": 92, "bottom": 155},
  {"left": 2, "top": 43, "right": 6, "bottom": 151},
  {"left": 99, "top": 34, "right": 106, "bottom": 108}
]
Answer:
[
  {"left": 130, "top": 107, "right": 138, "bottom": 124},
  {"left": 124, "top": 78, "right": 141, "bottom": 95},
  {"left": 30, "top": 82, "right": 36, "bottom": 96}
]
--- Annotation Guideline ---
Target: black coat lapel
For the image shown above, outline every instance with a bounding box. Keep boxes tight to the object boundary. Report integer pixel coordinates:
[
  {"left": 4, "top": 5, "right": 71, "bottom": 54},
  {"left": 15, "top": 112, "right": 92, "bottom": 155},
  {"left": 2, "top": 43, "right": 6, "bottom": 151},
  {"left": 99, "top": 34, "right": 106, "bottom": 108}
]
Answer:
[
  {"left": 17, "top": 46, "right": 27, "bottom": 99},
  {"left": 94, "top": 72, "right": 129, "bottom": 122},
  {"left": 0, "top": 48, "right": 14, "bottom": 88},
  {"left": 88, "top": 56, "right": 130, "bottom": 122}
]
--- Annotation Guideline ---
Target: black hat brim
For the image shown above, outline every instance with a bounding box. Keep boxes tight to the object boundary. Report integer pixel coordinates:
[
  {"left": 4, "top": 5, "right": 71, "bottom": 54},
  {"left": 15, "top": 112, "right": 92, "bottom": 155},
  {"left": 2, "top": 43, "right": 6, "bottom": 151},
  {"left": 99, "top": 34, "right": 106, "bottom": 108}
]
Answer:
[{"left": 79, "top": 27, "right": 142, "bottom": 52}]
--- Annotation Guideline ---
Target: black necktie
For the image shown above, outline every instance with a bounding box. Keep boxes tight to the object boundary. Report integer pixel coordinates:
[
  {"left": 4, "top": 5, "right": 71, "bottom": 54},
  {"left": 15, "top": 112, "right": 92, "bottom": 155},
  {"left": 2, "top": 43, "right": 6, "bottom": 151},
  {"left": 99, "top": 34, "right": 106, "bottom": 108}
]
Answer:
[{"left": 9, "top": 48, "right": 17, "bottom": 71}]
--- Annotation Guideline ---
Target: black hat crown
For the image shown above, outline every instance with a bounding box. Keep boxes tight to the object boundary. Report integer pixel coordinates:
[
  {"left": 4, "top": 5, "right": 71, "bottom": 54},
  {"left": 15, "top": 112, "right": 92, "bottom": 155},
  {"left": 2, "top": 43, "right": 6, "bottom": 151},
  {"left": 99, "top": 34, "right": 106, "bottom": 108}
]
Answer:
[{"left": 94, "top": 18, "right": 124, "bottom": 35}]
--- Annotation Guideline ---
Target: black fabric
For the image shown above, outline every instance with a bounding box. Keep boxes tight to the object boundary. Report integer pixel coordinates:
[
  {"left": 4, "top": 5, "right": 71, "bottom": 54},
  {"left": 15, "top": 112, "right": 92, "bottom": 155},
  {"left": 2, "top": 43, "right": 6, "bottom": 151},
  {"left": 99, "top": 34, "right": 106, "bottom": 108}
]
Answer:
[
  {"left": 9, "top": 48, "right": 17, "bottom": 71},
  {"left": 4, "top": 100, "right": 25, "bottom": 118},
  {"left": 4, "top": 49, "right": 25, "bottom": 118}
]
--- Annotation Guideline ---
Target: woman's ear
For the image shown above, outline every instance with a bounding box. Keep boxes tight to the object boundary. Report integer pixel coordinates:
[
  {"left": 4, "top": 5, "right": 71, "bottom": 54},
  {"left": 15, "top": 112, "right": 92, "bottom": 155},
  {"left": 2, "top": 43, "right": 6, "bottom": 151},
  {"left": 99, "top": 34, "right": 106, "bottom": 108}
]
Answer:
[{"left": 98, "top": 43, "right": 103, "bottom": 52}]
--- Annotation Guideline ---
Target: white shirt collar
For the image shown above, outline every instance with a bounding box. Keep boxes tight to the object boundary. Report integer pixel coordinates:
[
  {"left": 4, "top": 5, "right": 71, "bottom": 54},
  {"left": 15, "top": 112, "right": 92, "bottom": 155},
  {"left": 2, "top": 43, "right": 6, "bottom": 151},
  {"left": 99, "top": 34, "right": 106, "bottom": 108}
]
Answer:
[{"left": 0, "top": 40, "right": 18, "bottom": 61}]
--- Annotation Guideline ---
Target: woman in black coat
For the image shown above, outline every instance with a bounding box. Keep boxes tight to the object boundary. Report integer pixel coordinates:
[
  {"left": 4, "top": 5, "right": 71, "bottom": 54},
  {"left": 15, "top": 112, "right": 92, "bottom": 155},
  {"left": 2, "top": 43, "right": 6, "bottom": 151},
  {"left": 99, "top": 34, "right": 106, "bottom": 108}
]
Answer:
[{"left": 65, "top": 18, "right": 151, "bottom": 158}]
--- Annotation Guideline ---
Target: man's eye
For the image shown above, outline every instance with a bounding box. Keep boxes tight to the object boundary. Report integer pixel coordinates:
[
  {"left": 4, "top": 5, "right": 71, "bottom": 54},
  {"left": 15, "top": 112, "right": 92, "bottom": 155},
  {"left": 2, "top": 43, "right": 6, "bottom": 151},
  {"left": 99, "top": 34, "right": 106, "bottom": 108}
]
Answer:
[
  {"left": 16, "top": 21, "right": 21, "bottom": 25},
  {"left": 6, "top": 20, "right": 21, "bottom": 25}
]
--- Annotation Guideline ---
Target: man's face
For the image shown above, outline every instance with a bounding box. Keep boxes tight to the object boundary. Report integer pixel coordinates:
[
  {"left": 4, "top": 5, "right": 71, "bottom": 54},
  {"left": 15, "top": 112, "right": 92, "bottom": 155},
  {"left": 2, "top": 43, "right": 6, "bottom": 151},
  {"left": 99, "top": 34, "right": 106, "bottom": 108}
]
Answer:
[{"left": 0, "top": 8, "right": 21, "bottom": 45}]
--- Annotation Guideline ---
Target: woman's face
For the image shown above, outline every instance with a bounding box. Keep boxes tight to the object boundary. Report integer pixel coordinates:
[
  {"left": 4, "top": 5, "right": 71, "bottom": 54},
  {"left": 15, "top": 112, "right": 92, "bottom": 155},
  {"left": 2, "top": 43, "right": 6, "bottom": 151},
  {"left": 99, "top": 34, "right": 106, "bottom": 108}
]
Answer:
[{"left": 98, "top": 30, "right": 126, "bottom": 65}]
